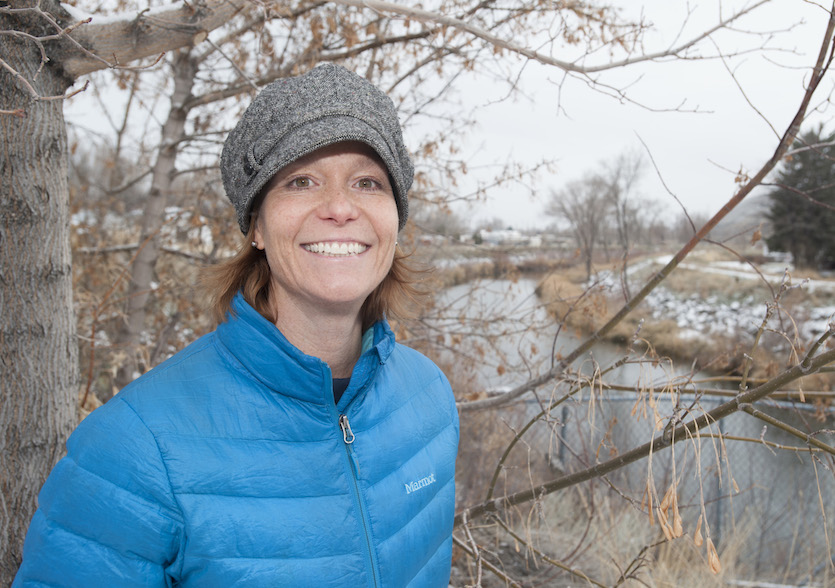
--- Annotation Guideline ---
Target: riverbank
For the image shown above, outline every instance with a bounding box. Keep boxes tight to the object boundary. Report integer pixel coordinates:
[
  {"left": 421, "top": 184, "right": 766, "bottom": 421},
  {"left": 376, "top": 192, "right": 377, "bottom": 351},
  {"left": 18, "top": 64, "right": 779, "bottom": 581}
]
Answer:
[
  {"left": 414, "top": 242, "right": 574, "bottom": 288},
  {"left": 535, "top": 247, "right": 835, "bottom": 398}
]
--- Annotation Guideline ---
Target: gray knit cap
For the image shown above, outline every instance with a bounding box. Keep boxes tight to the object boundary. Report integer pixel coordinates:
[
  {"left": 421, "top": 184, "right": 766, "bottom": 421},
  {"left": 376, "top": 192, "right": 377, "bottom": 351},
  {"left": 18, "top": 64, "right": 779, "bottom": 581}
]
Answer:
[{"left": 221, "top": 63, "right": 413, "bottom": 234}]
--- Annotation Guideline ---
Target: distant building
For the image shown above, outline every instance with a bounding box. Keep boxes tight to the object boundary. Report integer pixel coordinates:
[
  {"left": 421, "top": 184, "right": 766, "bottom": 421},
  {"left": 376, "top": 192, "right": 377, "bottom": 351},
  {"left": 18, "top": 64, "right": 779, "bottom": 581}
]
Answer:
[{"left": 479, "top": 229, "right": 527, "bottom": 246}]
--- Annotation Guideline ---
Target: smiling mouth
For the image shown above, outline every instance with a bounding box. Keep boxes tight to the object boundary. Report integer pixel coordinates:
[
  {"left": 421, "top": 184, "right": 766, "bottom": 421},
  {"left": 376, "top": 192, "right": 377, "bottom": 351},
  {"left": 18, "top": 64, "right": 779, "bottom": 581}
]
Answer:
[{"left": 303, "top": 242, "right": 369, "bottom": 256}]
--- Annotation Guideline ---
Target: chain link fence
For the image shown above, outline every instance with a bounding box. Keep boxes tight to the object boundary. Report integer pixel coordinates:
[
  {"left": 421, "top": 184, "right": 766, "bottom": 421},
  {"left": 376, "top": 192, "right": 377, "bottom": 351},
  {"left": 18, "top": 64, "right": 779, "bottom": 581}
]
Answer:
[{"left": 506, "top": 392, "right": 835, "bottom": 585}]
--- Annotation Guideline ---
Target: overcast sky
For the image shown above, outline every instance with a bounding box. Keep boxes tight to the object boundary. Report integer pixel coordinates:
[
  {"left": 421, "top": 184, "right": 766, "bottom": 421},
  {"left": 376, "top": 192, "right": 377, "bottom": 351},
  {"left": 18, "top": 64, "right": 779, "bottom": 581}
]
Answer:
[
  {"left": 63, "top": 0, "right": 832, "bottom": 233},
  {"left": 454, "top": 0, "right": 833, "bottom": 230}
]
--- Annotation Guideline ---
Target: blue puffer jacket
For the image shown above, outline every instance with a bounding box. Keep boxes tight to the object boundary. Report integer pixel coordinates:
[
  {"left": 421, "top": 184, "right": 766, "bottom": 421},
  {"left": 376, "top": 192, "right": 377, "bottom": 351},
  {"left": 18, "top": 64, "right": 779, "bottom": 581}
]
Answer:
[{"left": 14, "top": 294, "right": 459, "bottom": 587}]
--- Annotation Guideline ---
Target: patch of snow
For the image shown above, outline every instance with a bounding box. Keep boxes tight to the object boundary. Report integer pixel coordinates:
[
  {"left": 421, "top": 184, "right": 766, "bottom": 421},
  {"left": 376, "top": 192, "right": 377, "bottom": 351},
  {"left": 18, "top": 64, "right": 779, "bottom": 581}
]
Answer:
[
  {"left": 433, "top": 257, "right": 493, "bottom": 269},
  {"left": 595, "top": 257, "right": 835, "bottom": 348},
  {"left": 675, "top": 328, "right": 704, "bottom": 341},
  {"left": 71, "top": 209, "right": 97, "bottom": 227}
]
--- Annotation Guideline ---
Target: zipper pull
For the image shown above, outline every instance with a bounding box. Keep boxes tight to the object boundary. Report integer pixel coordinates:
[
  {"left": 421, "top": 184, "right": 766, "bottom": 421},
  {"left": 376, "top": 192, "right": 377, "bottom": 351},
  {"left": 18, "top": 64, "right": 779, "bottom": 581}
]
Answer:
[{"left": 339, "top": 414, "right": 355, "bottom": 444}]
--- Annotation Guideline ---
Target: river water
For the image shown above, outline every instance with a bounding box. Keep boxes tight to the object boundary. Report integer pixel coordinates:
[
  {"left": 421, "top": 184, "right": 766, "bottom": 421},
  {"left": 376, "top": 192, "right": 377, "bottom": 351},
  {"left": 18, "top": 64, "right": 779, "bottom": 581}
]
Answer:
[
  {"left": 433, "top": 277, "right": 834, "bottom": 575},
  {"left": 431, "top": 277, "right": 688, "bottom": 396}
]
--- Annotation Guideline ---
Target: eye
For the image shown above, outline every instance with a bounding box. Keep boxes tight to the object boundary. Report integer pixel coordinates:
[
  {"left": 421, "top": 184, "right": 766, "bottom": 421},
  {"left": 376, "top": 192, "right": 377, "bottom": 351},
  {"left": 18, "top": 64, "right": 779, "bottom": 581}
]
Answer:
[
  {"left": 355, "top": 178, "right": 381, "bottom": 190},
  {"left": 289, "top": 177, "right": 311, "bottom": 188}
]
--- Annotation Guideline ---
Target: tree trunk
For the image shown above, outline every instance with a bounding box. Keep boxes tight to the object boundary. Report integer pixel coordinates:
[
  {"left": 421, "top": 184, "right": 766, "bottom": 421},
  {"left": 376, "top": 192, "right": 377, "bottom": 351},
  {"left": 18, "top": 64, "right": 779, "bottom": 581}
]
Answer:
[
  {"left": 0, "top": 27, "right": 79, "bottom": 584},
  {"left": 112, "top": 50, "right": 197, "bottom": 395},
  {"left": 0, "top": 0, "right": 248, "bottom": 578}
]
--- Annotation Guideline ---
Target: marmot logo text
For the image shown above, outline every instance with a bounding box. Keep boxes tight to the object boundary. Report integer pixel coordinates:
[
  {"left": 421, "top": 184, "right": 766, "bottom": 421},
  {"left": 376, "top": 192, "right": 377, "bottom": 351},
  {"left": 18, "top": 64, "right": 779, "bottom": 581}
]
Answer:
[{"left": 404, "top": 473, "right": 436, "bottom": 494}]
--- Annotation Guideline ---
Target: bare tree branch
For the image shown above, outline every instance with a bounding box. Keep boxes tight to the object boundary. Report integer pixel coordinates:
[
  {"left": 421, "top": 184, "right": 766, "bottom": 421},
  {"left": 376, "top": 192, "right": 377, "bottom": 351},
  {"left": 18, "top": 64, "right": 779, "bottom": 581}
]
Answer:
[
  {"left": 333, "top": 0, "right": 773, "bottom": 74},
  {"left": 61, "top": 0, "right": 248, "bottom": 78},
  {"left": 458, "top": 3, "right": 835, "bottom": 411},
  {"left": 455, "top": 346, "right": 835, "bottom": 526}
]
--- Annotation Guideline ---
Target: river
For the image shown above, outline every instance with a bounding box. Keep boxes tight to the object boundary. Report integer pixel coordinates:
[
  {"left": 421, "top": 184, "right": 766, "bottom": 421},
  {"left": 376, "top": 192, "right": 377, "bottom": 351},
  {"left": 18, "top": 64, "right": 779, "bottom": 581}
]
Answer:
[
  {"left": 431, "top": 277, "right": 689, "bottom": 396},
  {"left": 433, "top": 277, "right": 834, "bottom": 575}
]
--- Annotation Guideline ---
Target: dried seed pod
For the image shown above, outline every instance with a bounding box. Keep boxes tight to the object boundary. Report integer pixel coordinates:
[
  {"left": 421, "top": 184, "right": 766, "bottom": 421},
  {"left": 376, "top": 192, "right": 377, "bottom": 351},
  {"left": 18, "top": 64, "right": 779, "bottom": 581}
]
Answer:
[
  {"left": 660, "top": 484, "right": 673, "bottom": 514},
  {"left": 672, "top": 493, "right": 683, "bottom": 538},
  {"left": 707, "top": 538, "right": 722, "bottom": 574},
  {"left": 645, "top": 480, "right": 655, "bottom": 526},
  {"left": 672, "top": 510, "right": 683, "bottom": 538},
  {"left": 657, "top": 508, "right": 673, "bottom": 541},
  {"left": 694, "top": 515, "right": 704, "bottom": 547}
]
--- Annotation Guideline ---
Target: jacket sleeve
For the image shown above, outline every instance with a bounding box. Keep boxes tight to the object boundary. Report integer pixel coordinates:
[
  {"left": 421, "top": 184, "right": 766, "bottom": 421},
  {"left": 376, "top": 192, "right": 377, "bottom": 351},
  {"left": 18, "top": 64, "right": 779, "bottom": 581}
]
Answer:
[{"left": 13, "top": 397, "right": 184, "bottom": 587}]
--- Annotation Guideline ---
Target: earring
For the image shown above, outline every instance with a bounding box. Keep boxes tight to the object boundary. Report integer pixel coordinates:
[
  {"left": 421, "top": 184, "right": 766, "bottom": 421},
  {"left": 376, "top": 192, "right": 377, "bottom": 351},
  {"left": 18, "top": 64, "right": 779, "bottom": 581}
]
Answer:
[
  {"left": 395, "top": 241, "right": 399, "bottom": 247},
  {"left": 251, "top": 241, "right": 258, "bottom": 248}
]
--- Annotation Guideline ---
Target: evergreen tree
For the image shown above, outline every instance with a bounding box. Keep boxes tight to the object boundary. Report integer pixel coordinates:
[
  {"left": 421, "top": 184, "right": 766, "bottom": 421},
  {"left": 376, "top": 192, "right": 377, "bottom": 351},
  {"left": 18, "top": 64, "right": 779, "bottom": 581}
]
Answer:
[{"left": 766, "top": 128, "right": 835, "bottom": 270}]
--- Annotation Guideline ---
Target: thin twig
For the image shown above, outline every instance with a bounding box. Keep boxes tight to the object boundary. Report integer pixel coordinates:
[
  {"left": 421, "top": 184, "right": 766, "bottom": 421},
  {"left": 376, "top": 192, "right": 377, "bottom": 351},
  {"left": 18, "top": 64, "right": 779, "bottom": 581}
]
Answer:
[
  {"left": 493, "top": 516, "right": 609, "bottom": 587},
  {"left": 455, "top": 346, "right": 835, "bottom": 526},
  {"left": 697, "top": 432, "right": 832, "bottom": 455},
  {"left": 335, "top": 0, "right": 771, "bottom": 74},
  {"left": 739, "top": 404, "right": 835, "bottom": 456},
  {"left": 458, "top": 2, "right": 835, "bottom": 412},
  {"left": 451, "top": 534, "right": 523, "bottom": 588},
  {"left": 461, "top": 511, "right": 482, "bottom": 587}
]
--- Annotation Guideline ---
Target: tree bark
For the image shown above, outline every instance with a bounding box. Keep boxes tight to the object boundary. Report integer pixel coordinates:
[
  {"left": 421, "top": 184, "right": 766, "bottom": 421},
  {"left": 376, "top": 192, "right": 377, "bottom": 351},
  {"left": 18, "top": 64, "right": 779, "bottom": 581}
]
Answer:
[
  {"left": 0, "top": 0, "right": 247, "bottom": 580},
  {"left": 0, "top": 15, "right": 78, "bottom": 583},
  {"left": 61, "top": 0, "right": 245, "bottom": 78}
]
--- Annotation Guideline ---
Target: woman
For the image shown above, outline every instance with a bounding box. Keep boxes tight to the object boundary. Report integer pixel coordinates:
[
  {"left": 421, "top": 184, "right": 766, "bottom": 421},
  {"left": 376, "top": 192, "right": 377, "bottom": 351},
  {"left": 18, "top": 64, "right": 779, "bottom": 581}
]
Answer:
[{"left": 14, "top": 64, "right": 459, "bottom": 587}]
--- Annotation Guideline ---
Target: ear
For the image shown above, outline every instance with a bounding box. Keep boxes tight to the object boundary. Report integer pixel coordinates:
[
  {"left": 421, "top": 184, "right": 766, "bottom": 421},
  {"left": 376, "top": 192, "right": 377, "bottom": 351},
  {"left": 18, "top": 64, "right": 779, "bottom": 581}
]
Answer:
[{"left": 251, "top": 214, "right": 263, "bottom": 249}]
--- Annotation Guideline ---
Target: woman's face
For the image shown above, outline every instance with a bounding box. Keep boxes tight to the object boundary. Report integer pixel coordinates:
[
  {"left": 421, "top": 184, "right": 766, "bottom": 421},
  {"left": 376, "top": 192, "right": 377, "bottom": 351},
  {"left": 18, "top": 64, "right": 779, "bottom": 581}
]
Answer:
[{"left": 253, "top": 141, "right": 399, "bottom": 321}]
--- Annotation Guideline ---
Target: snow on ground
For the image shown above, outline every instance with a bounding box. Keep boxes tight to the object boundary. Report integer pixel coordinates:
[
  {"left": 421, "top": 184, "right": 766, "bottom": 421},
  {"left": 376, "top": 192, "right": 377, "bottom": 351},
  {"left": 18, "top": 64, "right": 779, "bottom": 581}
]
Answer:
[
  {"left": 596, "top": 256, "right": 835, "bottom": 346},
  {"left": 643, "top": 290, "right": 766, "bottom": 337}
]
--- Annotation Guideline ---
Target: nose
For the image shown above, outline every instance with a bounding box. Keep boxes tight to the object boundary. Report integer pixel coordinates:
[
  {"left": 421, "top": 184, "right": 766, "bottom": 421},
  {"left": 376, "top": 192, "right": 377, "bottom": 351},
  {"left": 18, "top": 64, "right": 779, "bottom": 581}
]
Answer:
[{"left": 319, "top": 186, "right": 359, "bottom": 224}]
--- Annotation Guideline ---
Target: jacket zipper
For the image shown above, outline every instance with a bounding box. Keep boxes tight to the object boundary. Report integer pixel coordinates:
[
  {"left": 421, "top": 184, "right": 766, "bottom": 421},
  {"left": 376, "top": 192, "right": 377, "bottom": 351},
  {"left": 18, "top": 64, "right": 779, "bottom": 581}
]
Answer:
[{"left": 338, "top": 413, "right": 381, "bottom": 588}]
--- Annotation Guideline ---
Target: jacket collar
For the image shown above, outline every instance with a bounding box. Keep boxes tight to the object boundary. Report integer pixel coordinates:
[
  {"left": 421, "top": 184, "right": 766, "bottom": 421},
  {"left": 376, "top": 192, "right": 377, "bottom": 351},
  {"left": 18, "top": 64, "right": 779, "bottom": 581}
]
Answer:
[{"left": 215, "top": 293, "right": 395, "bottom": 405}]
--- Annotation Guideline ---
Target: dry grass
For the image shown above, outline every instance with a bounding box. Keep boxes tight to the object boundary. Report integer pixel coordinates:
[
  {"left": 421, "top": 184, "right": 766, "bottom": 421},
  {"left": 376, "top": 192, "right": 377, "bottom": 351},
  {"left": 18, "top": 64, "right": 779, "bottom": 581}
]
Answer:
[
  {"left": 452, "top": 486, "right": 778, "bottom": 587},
  {"left": 656, "top": 267, "right": 765, "bottom": 301},
  {"left": 535, "top": 272, "right": 611, "bottom": 335}
]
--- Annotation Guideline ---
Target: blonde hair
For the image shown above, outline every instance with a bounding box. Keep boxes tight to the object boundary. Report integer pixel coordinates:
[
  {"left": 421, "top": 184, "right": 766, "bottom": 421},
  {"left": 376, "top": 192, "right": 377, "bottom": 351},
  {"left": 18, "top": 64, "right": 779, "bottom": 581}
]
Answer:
[{"left": 203, "top": 223, "right": 425, "bottom": 329}]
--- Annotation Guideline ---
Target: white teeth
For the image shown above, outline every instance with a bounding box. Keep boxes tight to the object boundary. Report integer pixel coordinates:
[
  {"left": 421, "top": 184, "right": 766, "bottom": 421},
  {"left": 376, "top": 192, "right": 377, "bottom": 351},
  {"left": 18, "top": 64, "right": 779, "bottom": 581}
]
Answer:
[{"left": 303, "top": 242, "right": 368, "bottom": 256}]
